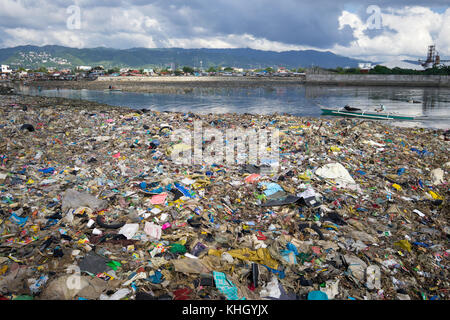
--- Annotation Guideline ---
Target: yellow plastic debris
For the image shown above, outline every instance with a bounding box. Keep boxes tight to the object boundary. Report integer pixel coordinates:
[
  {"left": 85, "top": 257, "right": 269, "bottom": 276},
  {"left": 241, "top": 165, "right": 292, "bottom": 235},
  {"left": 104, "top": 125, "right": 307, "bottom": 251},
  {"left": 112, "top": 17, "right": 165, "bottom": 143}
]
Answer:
[
  {"left": 226, "top": 248, "right": 279, "bottom": 270},
  {"left": 330, "top": 146, "right": 341, "bottom": 152},
  {"left": 428, "top": 190, "right": 443, "bottom": 200},
  {"left": 0, "top": 265, "right": 8, "bottom": 276},
  {"left": 394, "top": 239, "right": 412, "bottom": 252},
  {"left": 208, "top": 249, "right": 224, "bottom": 257}
]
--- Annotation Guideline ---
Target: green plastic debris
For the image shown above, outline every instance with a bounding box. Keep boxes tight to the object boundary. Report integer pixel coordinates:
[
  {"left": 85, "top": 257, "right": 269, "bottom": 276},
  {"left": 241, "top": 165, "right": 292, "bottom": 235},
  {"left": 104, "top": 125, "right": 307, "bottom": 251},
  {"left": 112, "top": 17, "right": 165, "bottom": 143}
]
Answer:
[
  {"left": 297, "top": 252, "right": 312, "bottom": 264},
  {"left": 169, "top": 243, "right": 187, "bottom": 254},
  {"left": 107, "top": 260, "right": 122, "bottom": 271},
  {"left": 13, "top": 295, "right": 33, "bottom": 300}
]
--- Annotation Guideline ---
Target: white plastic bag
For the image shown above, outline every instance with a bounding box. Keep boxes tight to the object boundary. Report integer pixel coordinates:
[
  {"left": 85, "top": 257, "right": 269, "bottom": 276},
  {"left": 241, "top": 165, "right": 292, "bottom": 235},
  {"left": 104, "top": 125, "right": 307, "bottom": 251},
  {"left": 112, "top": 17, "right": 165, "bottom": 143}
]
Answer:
[{"left": 118, "top": 223, "right": 139, "bottom": 239}]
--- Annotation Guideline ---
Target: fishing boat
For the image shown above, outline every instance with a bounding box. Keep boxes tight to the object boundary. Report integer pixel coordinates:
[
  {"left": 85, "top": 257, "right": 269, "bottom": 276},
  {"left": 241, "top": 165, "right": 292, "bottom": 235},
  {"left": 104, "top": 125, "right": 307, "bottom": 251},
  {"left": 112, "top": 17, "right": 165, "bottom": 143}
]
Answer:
[
  {"left": 320, "top": 105, "right": 421, "bottom": 121},
  {"left": 104, "top": 86, "right": 122, "bottom": 92}
]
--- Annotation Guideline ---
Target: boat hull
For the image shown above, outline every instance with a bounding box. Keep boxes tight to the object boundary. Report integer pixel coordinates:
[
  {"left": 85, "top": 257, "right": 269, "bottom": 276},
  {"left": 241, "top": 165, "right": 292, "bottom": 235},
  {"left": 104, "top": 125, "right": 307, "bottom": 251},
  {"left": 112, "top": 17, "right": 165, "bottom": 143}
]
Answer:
[{"left": 320, "top": 108, "right": 416, "bottom": 120}]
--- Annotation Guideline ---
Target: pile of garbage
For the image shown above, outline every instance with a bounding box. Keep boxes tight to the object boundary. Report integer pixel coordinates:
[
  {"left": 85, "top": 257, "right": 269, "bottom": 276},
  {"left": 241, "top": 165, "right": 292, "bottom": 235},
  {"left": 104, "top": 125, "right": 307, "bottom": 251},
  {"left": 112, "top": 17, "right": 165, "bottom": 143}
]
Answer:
[
  {"left": 0, "top": 94, "right": 448, "bottom": 300},
  {"left": 0, "top": 86, "right": 15, "bottom": 95}
]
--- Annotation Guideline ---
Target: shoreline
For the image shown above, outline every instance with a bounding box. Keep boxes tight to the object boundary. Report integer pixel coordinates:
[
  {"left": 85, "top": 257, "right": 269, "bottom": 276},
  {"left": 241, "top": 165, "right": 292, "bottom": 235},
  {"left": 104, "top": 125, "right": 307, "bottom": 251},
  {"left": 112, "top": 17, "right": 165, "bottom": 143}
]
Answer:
[
  {"left": 1, "top": 92, "right": 448, "bottom": 133},
  {"left": 7, "top": 73, "right": 450, "bottom": 95},
  {"left": 12, "top": 77, "right": 306, "bottom": 94},
  {"left": 5, "top": 87, "right": 450, "bottom": 131}
]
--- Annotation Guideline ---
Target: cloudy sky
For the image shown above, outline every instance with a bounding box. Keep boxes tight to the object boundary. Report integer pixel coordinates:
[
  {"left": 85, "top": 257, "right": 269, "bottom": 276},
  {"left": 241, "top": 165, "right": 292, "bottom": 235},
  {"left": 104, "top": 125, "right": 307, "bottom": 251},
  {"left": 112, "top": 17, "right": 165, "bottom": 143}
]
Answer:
[{"left": 0, "top": 0, "right": 449, "bottom": 62}]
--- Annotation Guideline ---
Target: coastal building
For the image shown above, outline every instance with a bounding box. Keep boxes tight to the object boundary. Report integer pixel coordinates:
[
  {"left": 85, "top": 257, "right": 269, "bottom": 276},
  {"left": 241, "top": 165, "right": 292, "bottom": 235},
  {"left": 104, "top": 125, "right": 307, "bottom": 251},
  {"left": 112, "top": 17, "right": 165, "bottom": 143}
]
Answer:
[
  {"left": 358, "top": 63, "right": 373, "bottom": 73},
  {"left": 142, "top": 68, "right": 154, "bottom": 75},
  {"left": 77, "top": 66, "right": 92, "bottom": 71},
  {"left": 17, "top": 71, "right": 28, "bottom": 78},
  {"left": 1, "top": 64, "right": 12, "bottom": 74},
  {"left": 379, "top": 60, "right": 423, "bottom": 70},
  {"left": 167, "top": 63, "right": 176, "bottom": 71}
]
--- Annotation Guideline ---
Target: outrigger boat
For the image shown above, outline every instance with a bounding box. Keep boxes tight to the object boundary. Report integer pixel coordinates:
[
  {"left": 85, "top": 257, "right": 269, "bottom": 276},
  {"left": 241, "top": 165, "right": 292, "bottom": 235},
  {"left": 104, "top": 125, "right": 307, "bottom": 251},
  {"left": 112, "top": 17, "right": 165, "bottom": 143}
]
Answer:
[{"left": 320, "top": 105, "right": 425, "bottom": 121}]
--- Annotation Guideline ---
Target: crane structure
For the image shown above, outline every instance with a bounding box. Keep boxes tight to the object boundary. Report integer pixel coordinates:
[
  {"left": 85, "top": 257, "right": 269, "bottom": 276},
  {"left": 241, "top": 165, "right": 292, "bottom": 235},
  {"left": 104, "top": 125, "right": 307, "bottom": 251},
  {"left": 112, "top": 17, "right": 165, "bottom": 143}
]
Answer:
[{"left": 419, "top": 45, "right": 450, "bottom": 69}]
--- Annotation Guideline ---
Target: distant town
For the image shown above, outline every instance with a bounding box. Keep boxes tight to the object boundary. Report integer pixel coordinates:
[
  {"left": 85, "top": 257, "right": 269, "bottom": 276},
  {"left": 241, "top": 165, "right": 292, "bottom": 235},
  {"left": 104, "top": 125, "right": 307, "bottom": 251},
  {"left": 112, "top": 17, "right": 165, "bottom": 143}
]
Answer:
[
  {"left": 0, "top": 63, "right": 308, "bottom": 81},
  {"left": 2, "top": 63, "right": 450, "bottom": 83}
]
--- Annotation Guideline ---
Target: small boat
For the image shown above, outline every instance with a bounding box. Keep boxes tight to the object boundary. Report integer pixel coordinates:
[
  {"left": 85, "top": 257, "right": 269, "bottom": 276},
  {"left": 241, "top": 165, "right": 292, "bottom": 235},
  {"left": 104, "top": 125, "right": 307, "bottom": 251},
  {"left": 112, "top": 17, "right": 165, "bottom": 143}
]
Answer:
[
  {"left": 104, "top": 87, "right": 122, "bottom": 92},
  {"left": 320, "top": 105, "right": 421, "bottom": 121}
]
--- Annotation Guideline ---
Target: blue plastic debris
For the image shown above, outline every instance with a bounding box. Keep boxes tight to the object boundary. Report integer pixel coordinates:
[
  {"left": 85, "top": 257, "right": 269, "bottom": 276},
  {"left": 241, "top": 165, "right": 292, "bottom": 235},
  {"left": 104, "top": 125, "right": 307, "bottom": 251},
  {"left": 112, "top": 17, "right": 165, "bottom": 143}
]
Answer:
[
  {"left": 413, "top": 242, "right": 430, "bottom": 248},
  {"left": 213, "top": 271, "right": 246, "bottom": 300},
  {"left": 263, "top": 265, "right": 285, "bottom": 279},
  {"left": 9, "top": 213, "right": 28, "bottom": 227},
  {"left": 38, "top": 167, "right": 55, "bottom": 174},
  {"left": 174, "top": 182, "right": 194, "bottom": 198},
  {"left": 147, "top": 270, "right": 163, "bottom": 284},
  {"left": 258, "top": 182, "right": 283, "bottom": 196},
  {"left": 286, "top": 243, "right": 299, "bottom": 255},
  {"left": 308, "top": 291, "right": 328, "bottom": 300},
  {"left": 410, "top": 148, "right": 433, "bottom": 157}
]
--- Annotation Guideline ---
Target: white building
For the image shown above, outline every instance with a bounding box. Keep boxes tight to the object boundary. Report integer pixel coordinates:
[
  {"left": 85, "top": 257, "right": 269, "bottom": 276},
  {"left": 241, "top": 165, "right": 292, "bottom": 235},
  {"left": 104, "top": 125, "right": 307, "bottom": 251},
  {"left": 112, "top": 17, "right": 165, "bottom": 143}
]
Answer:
[
  {"left": 358, "top": 63, "right": 372, "bottom": 69},
  {"left": 379, "top": 60, "right": 423, "bottom": 71},
  {"left": 77, "top": 66, "right": 92, "bottom": 71},
  {"left": 1, "top": 65, "right": 12, "bottom": 74}
]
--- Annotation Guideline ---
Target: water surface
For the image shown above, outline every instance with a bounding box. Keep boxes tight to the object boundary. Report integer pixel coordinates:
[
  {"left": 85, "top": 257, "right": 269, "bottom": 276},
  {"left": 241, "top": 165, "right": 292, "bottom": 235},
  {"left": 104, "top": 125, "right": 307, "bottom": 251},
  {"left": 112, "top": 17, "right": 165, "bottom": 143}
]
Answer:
[{"left": 17, "top": 84, "right": 450, "bottom": 129}]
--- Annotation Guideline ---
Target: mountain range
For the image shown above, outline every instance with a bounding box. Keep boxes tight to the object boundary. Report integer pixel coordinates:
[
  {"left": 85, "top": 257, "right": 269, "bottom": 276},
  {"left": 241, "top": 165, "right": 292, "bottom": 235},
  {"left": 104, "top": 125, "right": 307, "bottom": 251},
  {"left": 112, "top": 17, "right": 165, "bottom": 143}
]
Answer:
[{"left": 0, "top": 45, "right": 368, "bottom": 70}]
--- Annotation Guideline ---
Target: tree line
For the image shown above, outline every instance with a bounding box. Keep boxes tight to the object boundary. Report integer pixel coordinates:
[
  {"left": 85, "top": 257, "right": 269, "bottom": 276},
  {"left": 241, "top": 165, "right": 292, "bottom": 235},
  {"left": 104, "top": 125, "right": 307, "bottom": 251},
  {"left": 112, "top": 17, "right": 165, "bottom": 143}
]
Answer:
[{"left": 328, "top": 65, "right": 450, "bottom": 75}]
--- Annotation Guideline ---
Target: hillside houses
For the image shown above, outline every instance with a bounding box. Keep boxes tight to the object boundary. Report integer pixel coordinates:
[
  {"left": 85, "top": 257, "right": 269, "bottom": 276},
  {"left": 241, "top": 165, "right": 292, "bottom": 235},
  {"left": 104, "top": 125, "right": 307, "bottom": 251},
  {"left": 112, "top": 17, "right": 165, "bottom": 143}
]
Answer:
[{"left": 0, "top": 62, "right": 308, "bottom": 81}]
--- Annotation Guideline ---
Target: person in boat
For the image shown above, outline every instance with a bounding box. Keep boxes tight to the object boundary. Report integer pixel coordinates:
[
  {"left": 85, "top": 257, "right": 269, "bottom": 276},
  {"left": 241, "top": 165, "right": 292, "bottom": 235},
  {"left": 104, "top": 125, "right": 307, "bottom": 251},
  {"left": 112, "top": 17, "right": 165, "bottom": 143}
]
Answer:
[
  {"left": 109, "top": 85, "right": 112, "bottom": 89},
  {"left": 375, "top": 104, "right": 386, "bottom": 112}
]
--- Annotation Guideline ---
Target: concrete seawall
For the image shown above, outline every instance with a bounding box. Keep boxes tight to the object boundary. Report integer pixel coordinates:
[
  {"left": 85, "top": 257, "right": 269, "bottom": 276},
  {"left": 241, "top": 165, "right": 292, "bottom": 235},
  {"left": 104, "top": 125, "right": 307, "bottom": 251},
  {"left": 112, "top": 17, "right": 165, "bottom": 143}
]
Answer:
[
  {"left": 305, "top": 74, "right": 450, "bottom": 87},
  {"left": 97, "top": 76, "right": 306, "bottom": 83}
]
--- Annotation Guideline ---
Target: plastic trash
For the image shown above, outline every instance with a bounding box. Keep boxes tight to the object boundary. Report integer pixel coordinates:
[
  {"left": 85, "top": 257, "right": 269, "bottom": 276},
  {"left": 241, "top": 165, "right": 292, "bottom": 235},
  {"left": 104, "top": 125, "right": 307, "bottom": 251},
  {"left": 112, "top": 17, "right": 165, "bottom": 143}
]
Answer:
[
  {"left": 315, "top": 163, "right": 356, "bottom": 187},
  {"left": 118, "top": 223, "right": 139, "bottom": 240},
  {"left": 366, "top": 265, "right": 381, "bottom": 290},
  {"left": 61, "top": 189, "right": 107, "bottom": 213},
  {"left": 0, "top": 93, "right": 448, "bottom": 301},
  {"left": 213, "top": 271, "right": 245, "bottom": 300},
  {"left": 100, "top": 288, "right": 130, "bottom": 300},
  {"left": 20, "top": 124, "right": 35, "bottom": 132},
  {"left": 308, "top": 291, "right": 328, "bottom": 300},
  {"left": 144, "top": 222, "right": 162, "bottom": 240},
  {"left": 430, "top": 168, "right": 444, "bottom": 185}
]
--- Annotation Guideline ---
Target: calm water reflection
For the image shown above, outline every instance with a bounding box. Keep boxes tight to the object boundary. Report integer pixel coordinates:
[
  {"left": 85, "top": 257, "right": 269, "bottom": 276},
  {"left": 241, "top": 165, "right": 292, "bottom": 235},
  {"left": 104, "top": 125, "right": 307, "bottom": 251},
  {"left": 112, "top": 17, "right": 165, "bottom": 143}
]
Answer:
[{"left": 16, "top": 84, "right": 450, "bottom": 129}]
